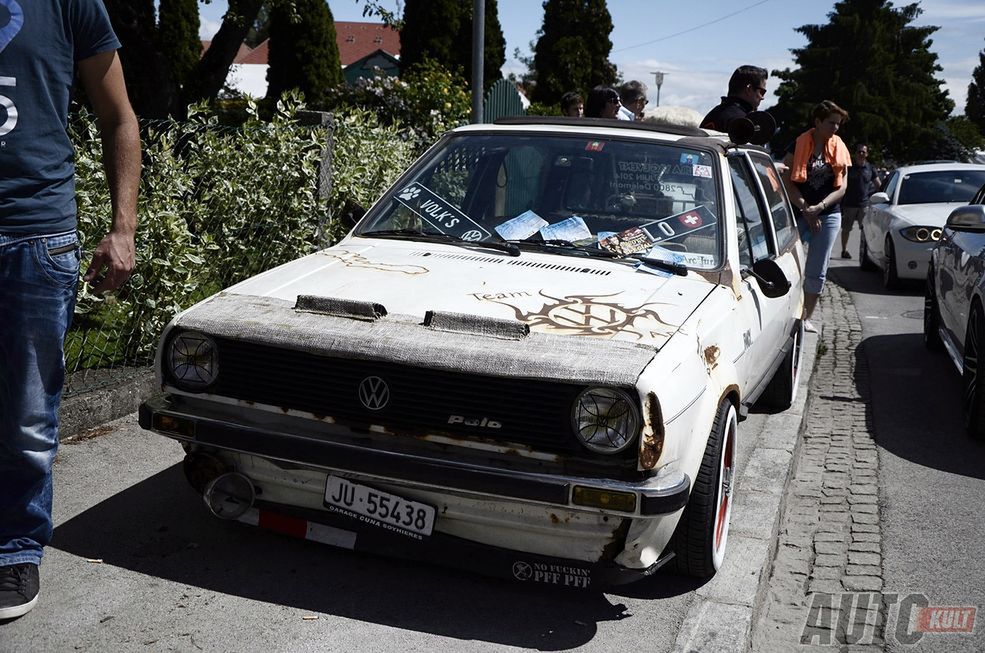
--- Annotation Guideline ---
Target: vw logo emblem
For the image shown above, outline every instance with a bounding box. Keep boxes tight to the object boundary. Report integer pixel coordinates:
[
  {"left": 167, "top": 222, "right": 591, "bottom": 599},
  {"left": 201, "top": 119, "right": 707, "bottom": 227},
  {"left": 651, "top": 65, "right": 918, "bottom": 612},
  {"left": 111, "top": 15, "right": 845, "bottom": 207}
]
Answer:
[
  {"left": 358, "top": 376, "right": 390, "bottom": 411},
  {"left": 512, "top": 561, "right": 532, "bottom": 581},
  {"left": 461, "top": 230, "right": 483, "bottom": 242}
]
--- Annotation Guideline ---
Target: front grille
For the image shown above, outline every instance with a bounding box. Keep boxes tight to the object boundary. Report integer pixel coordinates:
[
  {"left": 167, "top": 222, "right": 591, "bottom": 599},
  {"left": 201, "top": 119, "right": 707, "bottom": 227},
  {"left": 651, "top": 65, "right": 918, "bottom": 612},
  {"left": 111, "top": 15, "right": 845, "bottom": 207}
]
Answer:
[{"left": 210, "top": 338, "right": 589, "bottom": 453}]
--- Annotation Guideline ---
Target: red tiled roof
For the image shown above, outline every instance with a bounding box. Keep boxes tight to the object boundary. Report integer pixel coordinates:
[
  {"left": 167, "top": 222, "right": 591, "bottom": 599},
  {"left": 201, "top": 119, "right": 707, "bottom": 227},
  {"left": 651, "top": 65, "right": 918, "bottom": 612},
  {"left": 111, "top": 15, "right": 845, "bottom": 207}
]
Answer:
[
  {"left": 201, "top": 21, "right": 400, "bottom": 68},
  {"left": 335, "top": 21, "right": 401, "bottom": 65}
]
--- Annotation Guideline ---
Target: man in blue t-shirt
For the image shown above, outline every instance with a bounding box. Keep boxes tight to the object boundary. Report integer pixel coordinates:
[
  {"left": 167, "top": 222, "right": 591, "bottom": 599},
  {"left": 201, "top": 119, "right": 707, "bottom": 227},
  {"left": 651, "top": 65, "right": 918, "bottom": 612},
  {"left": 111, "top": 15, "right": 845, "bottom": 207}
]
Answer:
[{"left": 0, "top": 0, "right": 140, "bottom": 620}]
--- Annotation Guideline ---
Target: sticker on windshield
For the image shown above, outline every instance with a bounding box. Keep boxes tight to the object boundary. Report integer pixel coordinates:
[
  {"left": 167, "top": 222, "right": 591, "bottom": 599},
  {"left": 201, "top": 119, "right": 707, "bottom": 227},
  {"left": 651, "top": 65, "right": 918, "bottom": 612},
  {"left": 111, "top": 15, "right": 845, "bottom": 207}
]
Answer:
[
  {"left": 680, "top": 152, "right": 701, "bottom": 165},
  {"left": 585, "top": 140, "right": 606, "bottom": 152},
  {"left": 495, "top": 210, "right": 548, "bottom": 241},
  {"left": 394, "top": 182, "right": 491, "bottom": 241},
  {"left": 692, "top": 164, "right": 713, "bottom": 179},
  {"left": 539, "top": 216, "right": 593, "bottom": 243},
  {"left": 600, "top": 206, "right": 718, "bottom": 256}
]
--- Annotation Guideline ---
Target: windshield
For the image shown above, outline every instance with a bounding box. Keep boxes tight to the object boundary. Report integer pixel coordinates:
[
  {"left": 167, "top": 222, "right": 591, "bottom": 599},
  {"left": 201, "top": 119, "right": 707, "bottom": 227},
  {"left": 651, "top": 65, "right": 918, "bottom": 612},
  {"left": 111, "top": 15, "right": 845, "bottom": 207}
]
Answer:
[
  {"left": 357, "top": 132, "right": 724, "bottom": 269},
  {"left": 898, "top": 170, "right": 985, "bottom": 205}
]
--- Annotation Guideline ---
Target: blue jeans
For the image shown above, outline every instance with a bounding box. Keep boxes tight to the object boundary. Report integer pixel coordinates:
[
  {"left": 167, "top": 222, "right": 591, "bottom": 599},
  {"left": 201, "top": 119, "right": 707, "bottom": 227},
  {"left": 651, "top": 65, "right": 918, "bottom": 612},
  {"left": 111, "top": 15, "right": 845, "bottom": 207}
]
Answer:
[
  {"left": 799, "top": 213, "right": 841, "bottom": 295},
  {"left": 0, "top": 231, "right": 80, "bottom": 567}
]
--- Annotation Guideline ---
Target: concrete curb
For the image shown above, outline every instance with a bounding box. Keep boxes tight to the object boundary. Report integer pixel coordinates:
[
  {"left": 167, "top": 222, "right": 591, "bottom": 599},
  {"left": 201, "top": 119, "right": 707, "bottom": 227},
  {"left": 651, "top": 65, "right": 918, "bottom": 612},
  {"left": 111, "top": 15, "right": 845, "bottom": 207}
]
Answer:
[
  {"left": 672, "top": 329, "right": 821, "bottom": 653},
  {"left": 59, "top": 368, "right": 157, "bottom": 439}
]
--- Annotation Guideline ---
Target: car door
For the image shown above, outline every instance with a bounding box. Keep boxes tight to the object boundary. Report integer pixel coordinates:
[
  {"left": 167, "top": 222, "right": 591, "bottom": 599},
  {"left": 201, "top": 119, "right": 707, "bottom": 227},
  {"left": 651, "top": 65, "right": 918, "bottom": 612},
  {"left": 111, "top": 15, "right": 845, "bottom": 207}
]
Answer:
[
  {"left": 727, "top": 152, "right": 790, "bottom": 394},
  {"left": 865, "top": 170, "right": 900, "bottom": 263}
]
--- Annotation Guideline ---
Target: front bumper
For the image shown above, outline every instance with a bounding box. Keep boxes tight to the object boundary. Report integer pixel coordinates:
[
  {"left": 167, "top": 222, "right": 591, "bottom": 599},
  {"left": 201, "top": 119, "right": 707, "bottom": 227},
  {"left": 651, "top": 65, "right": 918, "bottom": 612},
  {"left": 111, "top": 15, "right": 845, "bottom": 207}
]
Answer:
[
  {"left": 139, "top": 394, "right": 690, "bottom": 517},
  {"left": 893, "top": 235, "right": 934, "bottom": 280},
  {"left": 233, "top": 498, "right": 674, "bottom": 588}
]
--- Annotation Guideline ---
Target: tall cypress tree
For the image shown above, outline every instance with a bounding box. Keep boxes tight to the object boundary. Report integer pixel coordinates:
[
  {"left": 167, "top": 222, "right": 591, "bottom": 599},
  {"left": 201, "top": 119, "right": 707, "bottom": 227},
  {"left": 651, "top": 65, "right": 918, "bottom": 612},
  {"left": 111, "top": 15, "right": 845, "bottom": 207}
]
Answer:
[
  {"left": 400, "top": 0, "right": 464, "bottom": 72},
  {"left": 266, "top": 0, "right": 343, "bottom": 107},
  {"left": 158, "top": 0, "right": 201, "bottom": 88},
  {"left": 769, "top": 0, "right": 954, "bottom": 162},
  {"left": 967, "top": 41, "right": 985, "bottom": 135},
  {"left": 451, "top": 0, "right": 506, "bottom": 92},
  {"left": 530, "top": 0, "right": 617, "bottom": 105}
]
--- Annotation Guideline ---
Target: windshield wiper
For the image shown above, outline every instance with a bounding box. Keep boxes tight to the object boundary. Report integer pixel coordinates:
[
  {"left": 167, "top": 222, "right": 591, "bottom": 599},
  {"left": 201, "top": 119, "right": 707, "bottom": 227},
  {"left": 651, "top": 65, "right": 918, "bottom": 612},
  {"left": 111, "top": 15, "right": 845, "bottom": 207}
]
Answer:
[
  {"left": 631, "top": 254, "right": 689, "bottom": 276},
  {"left": 361, "top": 229, "right": 520, "bottom": 256},
  {"left": 506, "top": 238, "right": 621, "bottom": 259}
]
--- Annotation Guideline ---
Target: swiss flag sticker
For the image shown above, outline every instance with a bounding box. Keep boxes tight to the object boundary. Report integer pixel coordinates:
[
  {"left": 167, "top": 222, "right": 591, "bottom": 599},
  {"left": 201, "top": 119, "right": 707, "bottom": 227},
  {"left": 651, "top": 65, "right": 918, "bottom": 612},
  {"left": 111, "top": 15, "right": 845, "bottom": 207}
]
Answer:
[{"left": 678, "top": 211, "right": 703, "bottom": 228}]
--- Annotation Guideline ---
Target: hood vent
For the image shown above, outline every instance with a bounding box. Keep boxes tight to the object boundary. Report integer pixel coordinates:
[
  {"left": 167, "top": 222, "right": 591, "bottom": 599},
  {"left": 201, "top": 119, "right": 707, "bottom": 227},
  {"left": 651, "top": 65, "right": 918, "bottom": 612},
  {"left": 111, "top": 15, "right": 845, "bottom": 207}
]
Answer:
[
  {"left": 295, "top": 295, "right": 387, "bottom": 321},
  {"left": 410, "top": 250, "right": 612, "bottom": 275},
  {"left": 423, "top": 310, "right": 530, "bottom": 340}
]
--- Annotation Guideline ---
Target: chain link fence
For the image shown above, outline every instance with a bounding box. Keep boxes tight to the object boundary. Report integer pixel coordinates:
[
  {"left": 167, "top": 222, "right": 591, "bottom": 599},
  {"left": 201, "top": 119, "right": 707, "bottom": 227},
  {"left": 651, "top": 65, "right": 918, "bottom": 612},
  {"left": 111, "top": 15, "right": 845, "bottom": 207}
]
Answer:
[{"left": 63, "top": 104, "right": 413, "bottom": 398}]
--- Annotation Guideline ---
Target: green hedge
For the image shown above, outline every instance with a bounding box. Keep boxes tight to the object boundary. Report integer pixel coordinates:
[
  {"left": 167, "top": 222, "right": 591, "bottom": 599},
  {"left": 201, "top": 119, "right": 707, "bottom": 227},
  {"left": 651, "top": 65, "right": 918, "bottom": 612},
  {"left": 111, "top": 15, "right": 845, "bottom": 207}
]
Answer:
[{"left": 68, "top": 96, "right": 414, "bottom": 373}]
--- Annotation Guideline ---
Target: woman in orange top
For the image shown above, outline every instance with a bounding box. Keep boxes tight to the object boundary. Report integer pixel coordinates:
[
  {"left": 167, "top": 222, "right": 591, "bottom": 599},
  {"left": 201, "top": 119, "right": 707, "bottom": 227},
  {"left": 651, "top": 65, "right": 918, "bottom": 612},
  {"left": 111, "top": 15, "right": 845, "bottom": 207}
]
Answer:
[{"left": 782, "top": 100, "right": 851, "bottom": 333}]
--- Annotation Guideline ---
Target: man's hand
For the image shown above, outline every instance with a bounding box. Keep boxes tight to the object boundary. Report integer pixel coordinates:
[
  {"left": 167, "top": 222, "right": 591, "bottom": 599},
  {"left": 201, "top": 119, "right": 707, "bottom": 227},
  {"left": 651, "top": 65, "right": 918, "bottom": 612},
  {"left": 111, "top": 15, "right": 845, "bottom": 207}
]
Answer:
[{"left": 84, "top": 228, "right": 135, "bottom": 294}]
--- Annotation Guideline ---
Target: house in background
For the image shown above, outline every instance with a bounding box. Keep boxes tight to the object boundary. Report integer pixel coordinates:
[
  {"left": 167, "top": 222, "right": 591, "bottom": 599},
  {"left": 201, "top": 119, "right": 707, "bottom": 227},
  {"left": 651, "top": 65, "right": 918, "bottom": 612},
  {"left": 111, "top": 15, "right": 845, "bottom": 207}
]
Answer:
[{"left": 210, "top": 21, "right": 402, "bottom": 98}]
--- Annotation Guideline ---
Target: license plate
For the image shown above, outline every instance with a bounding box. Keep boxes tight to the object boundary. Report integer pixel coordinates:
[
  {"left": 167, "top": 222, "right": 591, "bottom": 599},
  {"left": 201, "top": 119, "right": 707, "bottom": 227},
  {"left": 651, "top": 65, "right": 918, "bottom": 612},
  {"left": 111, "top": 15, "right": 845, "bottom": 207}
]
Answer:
[{"left": 324, "top": 476, "right": 435, "bottom": 538}]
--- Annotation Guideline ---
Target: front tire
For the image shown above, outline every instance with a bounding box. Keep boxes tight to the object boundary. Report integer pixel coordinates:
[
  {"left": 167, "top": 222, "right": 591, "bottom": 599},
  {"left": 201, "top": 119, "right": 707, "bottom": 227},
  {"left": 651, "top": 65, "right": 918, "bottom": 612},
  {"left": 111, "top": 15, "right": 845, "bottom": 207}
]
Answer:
[
  {"left": 758, "top": 320, "right": 805, "bottom": 410},
  {"left": 666, "top": 399, "right": 737, "bottom": 577},
  {"left": 924, "top": 266, "right": 944, "bottom": 351},
  {"left": 883, "top": 236, "right": 901, "bottom": 290},
  {"left": 962, "top": 305, "right": 985, "bottom": 439},
  {"left": 859, "top": 230, "right": 877, "bottom": 271}
]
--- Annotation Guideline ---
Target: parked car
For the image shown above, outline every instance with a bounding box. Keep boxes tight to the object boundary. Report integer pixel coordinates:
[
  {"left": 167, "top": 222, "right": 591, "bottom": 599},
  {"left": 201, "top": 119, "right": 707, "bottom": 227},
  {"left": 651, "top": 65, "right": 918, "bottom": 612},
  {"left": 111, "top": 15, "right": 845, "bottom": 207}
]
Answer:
[
  {"left": 139, "top": 117, "right": 805, "bottom": 588},
  {"left": 860, "top": 162, "right": 985, "bottom": 289},
  {"left": 926, "top": 181, "right": 985, "bottom": 437}
]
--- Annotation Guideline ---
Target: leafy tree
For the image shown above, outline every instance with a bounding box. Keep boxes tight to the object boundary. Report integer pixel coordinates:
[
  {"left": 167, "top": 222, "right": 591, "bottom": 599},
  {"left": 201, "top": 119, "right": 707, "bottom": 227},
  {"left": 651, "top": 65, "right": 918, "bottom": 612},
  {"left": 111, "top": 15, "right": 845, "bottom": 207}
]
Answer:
[
  {"left": 530, "top": 0, "right": 618, "bottom": 105},
  {"left": 158, "top": 0, "right": 201, "bottom": 88},
  {"left": 768, "top": 0, "right": 956, "bottom": 163},
  {"left": 967, "top": 40, "right": 985, "bottom": 136},
  {"left": 266, "top": 0, "right": 343, "bottom": 108}
]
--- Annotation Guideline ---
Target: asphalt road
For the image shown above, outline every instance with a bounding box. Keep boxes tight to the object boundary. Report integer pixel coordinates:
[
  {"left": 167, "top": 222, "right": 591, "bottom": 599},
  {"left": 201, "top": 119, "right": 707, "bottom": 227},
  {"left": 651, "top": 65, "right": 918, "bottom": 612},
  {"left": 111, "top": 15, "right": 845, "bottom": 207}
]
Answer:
[
  {"left": 828, "top": 234, "right": 985, "bottom": 651},
  {"left": 1, "top": 398, "right": 781, "bottom": 652}
]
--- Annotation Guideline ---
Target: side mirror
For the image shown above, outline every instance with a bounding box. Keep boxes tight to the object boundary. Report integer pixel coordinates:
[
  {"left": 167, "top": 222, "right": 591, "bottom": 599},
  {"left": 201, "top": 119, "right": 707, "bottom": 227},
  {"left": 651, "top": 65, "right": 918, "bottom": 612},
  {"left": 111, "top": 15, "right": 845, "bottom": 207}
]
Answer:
[
  {"left": 342, "top": 200, "right": 366, "bottom": 229},
  {"left": 749, "top": 258, "right": 792, "bottom": 299},
  {"left": 946, "top": 205, "right": 985, "bottom": 232},
  {"left": 869, "top": 191, "right": 890, "bottom": 205},
  {"left": 726, "top": 111, "right": 777, "bottom": 146}
]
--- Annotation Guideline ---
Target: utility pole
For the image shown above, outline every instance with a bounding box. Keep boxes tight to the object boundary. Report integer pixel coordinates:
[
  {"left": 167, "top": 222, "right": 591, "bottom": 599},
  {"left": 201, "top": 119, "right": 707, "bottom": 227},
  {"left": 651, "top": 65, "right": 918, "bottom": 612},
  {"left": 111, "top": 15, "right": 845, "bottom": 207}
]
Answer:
[
  {"left": 651, "top": 71, "right": 666, "bottom": 107},
  {"left": 471, "top": 0, "right": 485, "bottom": 123}
]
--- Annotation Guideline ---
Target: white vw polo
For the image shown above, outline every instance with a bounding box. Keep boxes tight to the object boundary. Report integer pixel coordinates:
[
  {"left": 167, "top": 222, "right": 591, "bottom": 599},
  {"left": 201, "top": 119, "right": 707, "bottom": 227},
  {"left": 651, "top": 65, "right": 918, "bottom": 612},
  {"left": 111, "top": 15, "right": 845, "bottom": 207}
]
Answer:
[{"left": 140, "top": 116, "right": 805, "bottom": 588}]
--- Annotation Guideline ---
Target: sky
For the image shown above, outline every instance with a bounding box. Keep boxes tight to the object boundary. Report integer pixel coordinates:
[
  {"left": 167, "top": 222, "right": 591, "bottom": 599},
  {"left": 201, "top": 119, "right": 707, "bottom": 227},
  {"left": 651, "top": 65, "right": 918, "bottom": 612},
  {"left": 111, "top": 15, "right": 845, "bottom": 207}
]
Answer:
[{"left": 197, "top": 0, "right": 985, "bottom": 117}]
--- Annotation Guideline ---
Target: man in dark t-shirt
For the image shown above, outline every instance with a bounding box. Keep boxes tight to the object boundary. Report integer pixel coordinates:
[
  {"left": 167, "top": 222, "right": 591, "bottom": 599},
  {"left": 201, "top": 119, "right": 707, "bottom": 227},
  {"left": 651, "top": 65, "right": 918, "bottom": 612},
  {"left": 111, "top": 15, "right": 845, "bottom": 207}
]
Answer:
[
  {"left": 0, "top": 0, "right": 140, "bottom": 620},
  {"left": 701, "top": 65, "right": 769, "bottom": 133},
  {"left": 839, "top": 143, "right": 882, "bottom": 258}
]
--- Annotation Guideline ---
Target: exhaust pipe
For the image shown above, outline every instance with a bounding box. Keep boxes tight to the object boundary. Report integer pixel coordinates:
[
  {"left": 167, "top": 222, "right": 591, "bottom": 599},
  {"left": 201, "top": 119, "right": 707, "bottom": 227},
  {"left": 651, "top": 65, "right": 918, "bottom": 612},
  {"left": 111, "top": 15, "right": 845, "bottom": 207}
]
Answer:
[{"left": 203, "top": 472, "right": 255, "bottom": 520}]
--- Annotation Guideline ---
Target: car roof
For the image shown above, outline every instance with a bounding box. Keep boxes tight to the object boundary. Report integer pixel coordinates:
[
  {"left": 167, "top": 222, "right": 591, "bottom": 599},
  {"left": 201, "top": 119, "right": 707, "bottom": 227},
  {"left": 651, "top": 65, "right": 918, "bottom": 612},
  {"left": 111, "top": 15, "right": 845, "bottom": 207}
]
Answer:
[
  {"left": 448, "top": 116, "right": 745, "bottom": 152},
  {"left": 894, "top": 162, "right": 985, "bottom": 175}
]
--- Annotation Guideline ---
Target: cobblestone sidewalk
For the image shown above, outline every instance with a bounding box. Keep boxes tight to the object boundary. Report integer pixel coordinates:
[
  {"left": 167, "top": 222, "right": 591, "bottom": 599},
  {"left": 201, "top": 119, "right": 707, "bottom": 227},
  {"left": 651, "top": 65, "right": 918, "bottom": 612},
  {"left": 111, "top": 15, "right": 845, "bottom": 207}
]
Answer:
[{"left": 752, "top": 282, "right": 885, "bottom": 651}]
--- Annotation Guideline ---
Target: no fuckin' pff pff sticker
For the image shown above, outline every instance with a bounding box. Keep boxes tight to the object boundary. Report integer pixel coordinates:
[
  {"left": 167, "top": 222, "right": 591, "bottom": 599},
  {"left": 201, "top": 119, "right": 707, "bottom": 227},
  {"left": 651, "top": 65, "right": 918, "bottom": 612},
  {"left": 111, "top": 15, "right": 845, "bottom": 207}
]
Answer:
[{"left": 394, "top": 182, "right": 492, "bottom": 241}]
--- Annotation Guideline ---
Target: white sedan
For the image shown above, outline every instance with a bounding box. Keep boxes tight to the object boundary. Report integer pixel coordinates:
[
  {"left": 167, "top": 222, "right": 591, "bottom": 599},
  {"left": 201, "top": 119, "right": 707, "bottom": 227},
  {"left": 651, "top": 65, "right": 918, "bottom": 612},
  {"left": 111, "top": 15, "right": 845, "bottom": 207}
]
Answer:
[
  {"left": 860, "top": 162, "right": 985, "bottom": 289},
  {"left": 140, "top": 117, "right": 805, "bottom": 588}
]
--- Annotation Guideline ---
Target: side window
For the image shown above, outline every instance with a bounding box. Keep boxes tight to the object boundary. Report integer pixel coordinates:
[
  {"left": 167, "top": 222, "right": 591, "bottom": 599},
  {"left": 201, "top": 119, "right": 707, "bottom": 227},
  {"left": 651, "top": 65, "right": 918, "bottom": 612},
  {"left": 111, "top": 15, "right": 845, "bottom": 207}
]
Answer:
[
  {"left": 749, "top": 152, "right": 796, "bottom": 251},
  {"left": 882, "top": 171, "right": 900, "bottom": 202},
  {"left": 729, "top": 157, "right": 770, "bottom": 268}
]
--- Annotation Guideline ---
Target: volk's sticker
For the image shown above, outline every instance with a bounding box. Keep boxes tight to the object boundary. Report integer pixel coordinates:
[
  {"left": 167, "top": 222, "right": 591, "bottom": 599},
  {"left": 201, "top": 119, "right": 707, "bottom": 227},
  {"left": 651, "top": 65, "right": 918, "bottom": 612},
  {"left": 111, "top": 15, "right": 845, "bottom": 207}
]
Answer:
[{"left": 394, "top": 182, "right": 491, "bottom": 241}]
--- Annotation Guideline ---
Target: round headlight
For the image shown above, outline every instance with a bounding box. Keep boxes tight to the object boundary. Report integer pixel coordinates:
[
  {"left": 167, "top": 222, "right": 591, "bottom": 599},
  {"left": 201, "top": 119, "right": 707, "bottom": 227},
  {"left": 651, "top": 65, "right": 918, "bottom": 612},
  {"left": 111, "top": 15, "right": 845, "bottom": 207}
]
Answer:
[
  {"left": 572, "top": 387, "right": 641, "bottom": 454},
  {"left": 167, "top": 331, "right": 218, "bottom": 390}
]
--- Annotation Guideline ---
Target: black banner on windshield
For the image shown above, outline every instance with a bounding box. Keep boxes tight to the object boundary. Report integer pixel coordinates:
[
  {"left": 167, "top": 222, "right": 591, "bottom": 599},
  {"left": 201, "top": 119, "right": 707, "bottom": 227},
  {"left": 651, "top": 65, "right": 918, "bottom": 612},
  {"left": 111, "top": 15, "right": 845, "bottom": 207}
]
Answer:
[{"left": 394, "top": 182, "right": 492, "bottom": 241}]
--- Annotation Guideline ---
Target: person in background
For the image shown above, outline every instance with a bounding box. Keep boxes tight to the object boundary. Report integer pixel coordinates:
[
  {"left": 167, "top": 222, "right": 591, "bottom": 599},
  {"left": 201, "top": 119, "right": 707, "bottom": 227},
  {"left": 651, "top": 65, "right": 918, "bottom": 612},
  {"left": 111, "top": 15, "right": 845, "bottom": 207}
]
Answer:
[
  {"left": 560, "top": 91, "right": 583, "bottom": 117},
  {"left": 839, "top": 143, "right": 882, "bottom": 258},
  {"left": 0, "top": 0, "right": 140, "bottom": 620},
  {"left": 781, "top": 100, "right": 851, "bottom": 334},
  {"left": 701, "top": 65, "right": 769, "bottom": 132},
  {"left": 584, "top": 86, "right": 622, "bottom": 119},
  {"left": 618, "top": 80, "right": 648, "bottom": 121}
]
